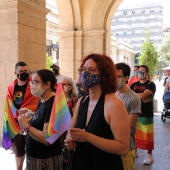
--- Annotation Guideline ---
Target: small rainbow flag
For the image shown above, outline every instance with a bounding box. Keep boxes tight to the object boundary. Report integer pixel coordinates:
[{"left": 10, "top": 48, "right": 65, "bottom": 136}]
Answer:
[
  {"left": 45, "top": 84, "right": 72, "bottom": 144},
  {"left": 2, "top": 96, "right": 22, "bottom": 150}
]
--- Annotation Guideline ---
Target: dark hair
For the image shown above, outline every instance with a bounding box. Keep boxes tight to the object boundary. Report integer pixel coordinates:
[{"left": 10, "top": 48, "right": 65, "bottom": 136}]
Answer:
[
  {"left": 140, "top": 65, "right": 149, "bottom": 73},
  {"left": 134, "top": 65, "right": 140, "bottom": 69},
  {"left": 79, "top": 53, "right": 117, "bottom": 93},
  {"left": 115, "top": 62, "right": 131, "bottom": 78},
  {"left": 34, "top": 69, "right": 57, "bottom": 91},
  {"left": 115, "top": 63, "right": 131, "bottom": 84},
  {"left": 15, "top": 61, "right": 28, "bottom": 71}
]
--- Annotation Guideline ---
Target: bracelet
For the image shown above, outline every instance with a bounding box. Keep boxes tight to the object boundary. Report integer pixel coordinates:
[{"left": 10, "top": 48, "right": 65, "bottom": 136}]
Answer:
[{"left": 24, "top": 125, "right": 31, "bottom": 133}]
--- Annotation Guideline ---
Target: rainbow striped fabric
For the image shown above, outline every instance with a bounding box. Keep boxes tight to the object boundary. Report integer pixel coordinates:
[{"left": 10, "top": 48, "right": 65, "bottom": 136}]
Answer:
[
  {"left": 2, "top": 96, "right": 21, "bottom": 150},
  {"left": 135, "top": 117, "right": 154, "bottom": 150},
  {"left": 45, "top": 84, "right": 72, "bottom": 144}
]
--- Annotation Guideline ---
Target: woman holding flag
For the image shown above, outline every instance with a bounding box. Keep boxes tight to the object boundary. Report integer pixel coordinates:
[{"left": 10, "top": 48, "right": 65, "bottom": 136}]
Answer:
[
  {"left": 18, "top": 69, "right": 63, "bottom": 170},
  {"left": 64, "top": 53, "right": 130, "bottom": 170}
]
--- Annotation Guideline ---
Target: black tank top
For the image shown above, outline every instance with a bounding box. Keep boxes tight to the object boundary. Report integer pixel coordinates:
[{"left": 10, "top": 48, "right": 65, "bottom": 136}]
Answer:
[{"left": 71, "top": 93, "right": 124, "bottom": 170}]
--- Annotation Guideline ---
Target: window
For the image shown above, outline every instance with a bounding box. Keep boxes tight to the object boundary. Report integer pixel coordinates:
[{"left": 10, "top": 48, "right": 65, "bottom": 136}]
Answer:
[
  {"left": 116, "top": 18, "right": 119, "bottom": 22},
  {"left": 123, "top": 11, "right": 127, "bottom": 15},
  {"left": 116, "top": 33, "right": 119, "bottom": 36},
  {"left": 46, "top": 46, "right": 52, "bottom": 56},
  {"left": 123, "top": 31, "right": 127, "bottom": 36},
  {"left": 150, "top": 9, "right": 154, "bottom": 13},
  {"left": 132, "top": 30, "right": 135, "bottom": 34},
  {"left": 132, "top": 11, "right": 135, "bottom": 14},
  {"left": 141, "top": 10, "right": 145, "bottom": 13}
]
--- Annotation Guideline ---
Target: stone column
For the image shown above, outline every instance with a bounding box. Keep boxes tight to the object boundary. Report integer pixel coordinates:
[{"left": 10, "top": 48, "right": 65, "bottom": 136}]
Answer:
[
  {"left": 104, "top": 31, "right": 113, "bottom": 57},
  {"left": 0, "top": 0, "right": 49, "bottom": 137},
  {"left": 59, "top": 31, "right": 75, "bottom": 79},
  {"left": 59, "top": 30, "right": 83, "bottom": 80},
  {"left": 82, "top": 30, "right": 105, "bottom": 57}
]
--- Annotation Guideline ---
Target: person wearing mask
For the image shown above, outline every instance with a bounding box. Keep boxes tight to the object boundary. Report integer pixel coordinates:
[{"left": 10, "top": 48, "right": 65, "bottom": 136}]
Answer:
[
  {"left": 130, "top": 65, "right": 156, "bottom": 165},
  {"left": 18, "top": 69, "right": 63, "bottom": 170},
  {"left": 64, "top": 53, "right": 130, "bottom": 170},
  {"left": 115, "top": 63, "right": 141, "bottom": 170},
  {"left": 60, "top": 77, "right": 78, "bottom": 117},
  {"left": 128, "top": 65, "right": 140, "bottom": 87},
  {"left": 50, "top": 63, "right": 67, "bottom": 84},
  {"left": 3, "top": 61, "right": 39, "bottom": 170}
]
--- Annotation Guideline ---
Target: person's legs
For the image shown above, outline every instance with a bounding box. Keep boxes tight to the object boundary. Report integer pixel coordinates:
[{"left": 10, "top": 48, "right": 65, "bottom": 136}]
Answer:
[
  {"left": 15, "top": 154, "right": 25, "bottom": 170},
  {"left": 12, "top": 134, "right": 26, "bottom": 170},
  {"left": 143, "top": 150, "right": 154, "bottom": 165},
  {"left": 148, "top": 150, "right": 152, "bottom": 155}
]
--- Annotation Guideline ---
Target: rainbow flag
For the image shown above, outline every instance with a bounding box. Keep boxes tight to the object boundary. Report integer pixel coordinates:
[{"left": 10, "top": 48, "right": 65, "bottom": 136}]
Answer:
[
  {"left": 2, "top": 96, "right": 22, "bottom": 150},
  {"left": 45, "top": 84, "right": 72, "bottom": 144}
]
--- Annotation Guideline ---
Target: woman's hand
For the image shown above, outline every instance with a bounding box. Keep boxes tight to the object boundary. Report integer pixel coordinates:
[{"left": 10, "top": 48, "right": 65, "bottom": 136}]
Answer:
[
  {"left": 69, "top": 128, "right": 89, "bottom": 142},
  {"left": 64, "top": 138, "right": 76, "bottom": 151},
  {"left": 18, "top": 114, "right": 33, "bottom": 129}
]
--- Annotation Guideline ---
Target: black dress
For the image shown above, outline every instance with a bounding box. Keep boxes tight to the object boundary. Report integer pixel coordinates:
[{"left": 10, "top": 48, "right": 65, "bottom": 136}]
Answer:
[{"left": 70, "top": 93, "right": 124, "bottom": 170}]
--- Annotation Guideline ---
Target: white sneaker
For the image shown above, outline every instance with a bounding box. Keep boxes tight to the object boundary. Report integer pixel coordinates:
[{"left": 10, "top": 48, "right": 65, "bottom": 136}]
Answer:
[{"left": 143, "top": 154, "right": 154, "bottom": 165}]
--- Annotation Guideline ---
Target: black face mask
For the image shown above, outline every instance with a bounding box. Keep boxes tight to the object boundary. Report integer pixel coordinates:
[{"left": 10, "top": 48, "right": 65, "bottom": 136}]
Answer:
[
  {"left": 53, "top": 69, "right": 58, "bottom": 75},
  {"left": 17, "top": 72, "right": 29, "bottom": 81}
]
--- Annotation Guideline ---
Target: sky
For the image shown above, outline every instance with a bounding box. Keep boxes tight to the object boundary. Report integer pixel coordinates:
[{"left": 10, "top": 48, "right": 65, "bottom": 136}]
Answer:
[{"left": 118, "top": 0, "right": 170, "bottom": 27}]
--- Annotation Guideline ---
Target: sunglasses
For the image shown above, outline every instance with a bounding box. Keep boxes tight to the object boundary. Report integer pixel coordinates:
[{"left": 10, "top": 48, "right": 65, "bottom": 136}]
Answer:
[{"left": 138, "top": 70, "right": 145, "bottom": 74}]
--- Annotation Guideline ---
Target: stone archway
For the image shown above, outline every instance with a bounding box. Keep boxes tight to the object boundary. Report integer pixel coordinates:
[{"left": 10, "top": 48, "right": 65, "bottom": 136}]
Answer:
[
  {"left": 0, "top": 0, "right": 123, "bottom": 137},
  {"left": 55, "top": 0, "right": 123, "bottom": 79}
]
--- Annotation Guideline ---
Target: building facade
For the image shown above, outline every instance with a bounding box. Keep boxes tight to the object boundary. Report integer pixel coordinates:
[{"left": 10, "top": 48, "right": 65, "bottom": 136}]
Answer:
[
  {"left": 46, "top": 0, "right": 59, "bottom": 63},
  {"left": 110, "top": 36, "right": 135, "bottom": 67},
  {"left": 111, "top": 3, "right": 164, "bottom": 52}
]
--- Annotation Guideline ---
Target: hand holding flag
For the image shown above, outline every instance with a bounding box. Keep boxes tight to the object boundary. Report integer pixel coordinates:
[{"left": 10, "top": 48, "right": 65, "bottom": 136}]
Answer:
[{"left": 45, "top": 83, "right": 72, "bottom": 144}]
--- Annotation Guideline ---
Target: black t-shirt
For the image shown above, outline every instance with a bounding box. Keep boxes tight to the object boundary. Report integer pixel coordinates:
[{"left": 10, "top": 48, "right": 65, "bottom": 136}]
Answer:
[
  {"left": 130, "top": 80, "right": 156, "bottom": 117},
  {"left": 13, "top": 83, "right": 27, "bottom": 109},
  {"left": 26, "top": 96, "right": 63, "bottom": 158}
]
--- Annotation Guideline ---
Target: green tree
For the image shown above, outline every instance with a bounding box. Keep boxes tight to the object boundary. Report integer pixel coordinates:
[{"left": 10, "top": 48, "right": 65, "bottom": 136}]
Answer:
[
  {"left": 46, "top": 53, "right": 54, "bottom": 70},
  {"left": 157, "top": 34, "right": 170, "bottom": 71},
  {"left": 138, "top": 31, "right": 158, "bottom": 78}
]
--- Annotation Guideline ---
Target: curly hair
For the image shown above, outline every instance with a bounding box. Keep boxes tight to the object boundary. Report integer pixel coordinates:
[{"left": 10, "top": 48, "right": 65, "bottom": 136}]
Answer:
[{"left": 79, "top": 53, "right": 117, "bottom": 93}]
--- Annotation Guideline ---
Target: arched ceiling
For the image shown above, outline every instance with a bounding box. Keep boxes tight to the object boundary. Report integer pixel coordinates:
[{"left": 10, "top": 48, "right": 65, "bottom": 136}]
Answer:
[{"left": 56, "top": 0, "right": 123, "bottom": 31}]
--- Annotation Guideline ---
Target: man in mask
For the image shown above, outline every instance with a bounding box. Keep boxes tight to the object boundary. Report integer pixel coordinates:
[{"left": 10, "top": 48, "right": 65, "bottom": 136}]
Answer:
[
  {"left": 128, "top": 65, "right": 140, "bottom": 87},
  {"left": 130, "top": 65, "right": 156, "bottom": 165},
  {"left": 115, "top": 63, "right": 141, "bottom": 170},
  {"left": 3, "top": 61, "right": 39, "bottom": 170},
  {"left": 50, "top": 63, "right": 67, "bottom": 84}
]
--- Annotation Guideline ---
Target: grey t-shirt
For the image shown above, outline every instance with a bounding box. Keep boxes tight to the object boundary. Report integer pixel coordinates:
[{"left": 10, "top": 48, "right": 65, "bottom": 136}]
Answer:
[{"left": 116, "top": 89, "right": 141, "bottom": 150}]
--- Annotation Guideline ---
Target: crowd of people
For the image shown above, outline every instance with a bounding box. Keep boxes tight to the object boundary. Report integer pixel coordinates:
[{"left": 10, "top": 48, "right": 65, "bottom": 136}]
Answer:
[{"left": 3, "top": 53, "right": 157, "bottom": 170}]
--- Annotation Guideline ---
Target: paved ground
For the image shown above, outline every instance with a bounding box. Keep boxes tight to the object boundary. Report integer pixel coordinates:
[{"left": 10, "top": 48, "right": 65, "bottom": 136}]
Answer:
[
  {"left": 134, "top": 113, "right": 170, "bottom": 170},
  {"left": 0, "top": 79, "right": 170, "bottom": 170}
]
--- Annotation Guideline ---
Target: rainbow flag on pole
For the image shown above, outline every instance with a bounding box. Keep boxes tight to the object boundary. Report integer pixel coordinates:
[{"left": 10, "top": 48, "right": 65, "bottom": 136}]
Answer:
[
  {"left": 2, "top": 96, "right": 21, "bottom": 150},
  {"left": 45, "top": 84, "right": 72, "bottom": 144}
]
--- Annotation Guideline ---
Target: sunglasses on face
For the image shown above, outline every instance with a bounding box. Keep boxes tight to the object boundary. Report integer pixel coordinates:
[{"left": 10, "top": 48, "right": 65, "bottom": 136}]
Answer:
[{"left": 138, "top": 70, "right": 145, "bottom": 74}]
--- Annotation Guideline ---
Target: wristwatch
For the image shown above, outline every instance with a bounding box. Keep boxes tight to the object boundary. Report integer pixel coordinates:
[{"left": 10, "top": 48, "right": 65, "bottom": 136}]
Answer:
[{"left": 24, "top": 125, "right": 31, "bottom": 133}]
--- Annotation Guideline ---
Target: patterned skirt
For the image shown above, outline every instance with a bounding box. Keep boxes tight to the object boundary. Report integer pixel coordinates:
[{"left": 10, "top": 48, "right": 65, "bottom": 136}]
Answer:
[
  {"left": 26, "top": 154, "right": 63, "bottom": 170},
  {"left": 135, "top": 117, "right": 154, "bottom": 150}
]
